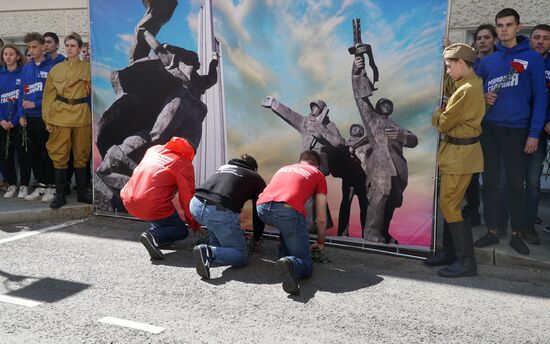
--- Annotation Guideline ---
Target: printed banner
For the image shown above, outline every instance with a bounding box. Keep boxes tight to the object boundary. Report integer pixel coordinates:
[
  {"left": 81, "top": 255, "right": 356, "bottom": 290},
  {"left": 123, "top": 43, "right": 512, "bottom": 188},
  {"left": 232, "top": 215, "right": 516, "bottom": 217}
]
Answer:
[{"left": 90, "top": 0, "right": 447, "bottom": 253}]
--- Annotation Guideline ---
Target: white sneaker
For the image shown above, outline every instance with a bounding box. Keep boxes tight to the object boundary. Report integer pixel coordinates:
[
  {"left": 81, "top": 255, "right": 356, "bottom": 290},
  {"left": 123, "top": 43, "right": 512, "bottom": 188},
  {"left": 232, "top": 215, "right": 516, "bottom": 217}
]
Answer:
[
  {"left": 25, "top": 186, "right": 46, "bottom": 201},
  {"left": 41, "top": 187, "right": 56, "bottom": 203},
  {"left": 17, "top": 186, "right": 29, "bottom": 199},
  {"left": 4, "top": 185, "right": 18, "bottom": 198}
]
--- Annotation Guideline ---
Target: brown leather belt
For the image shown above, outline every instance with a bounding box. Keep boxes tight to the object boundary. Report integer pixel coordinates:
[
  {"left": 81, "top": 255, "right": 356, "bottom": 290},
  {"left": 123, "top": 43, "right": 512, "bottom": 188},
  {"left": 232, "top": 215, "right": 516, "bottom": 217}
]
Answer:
[
  {"left": 56, "top": 95, "right": 88, "bottom": 105},
  {"left": 444, "top": 135, "right": 479, "bottom": 145}
]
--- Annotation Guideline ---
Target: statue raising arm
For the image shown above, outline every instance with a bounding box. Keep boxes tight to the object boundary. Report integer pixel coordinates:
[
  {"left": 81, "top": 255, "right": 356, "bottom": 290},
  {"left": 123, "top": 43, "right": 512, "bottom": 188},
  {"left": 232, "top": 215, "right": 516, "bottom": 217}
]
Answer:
[{"left": 261, "top": 96, "right": 306, "bottom": 133}]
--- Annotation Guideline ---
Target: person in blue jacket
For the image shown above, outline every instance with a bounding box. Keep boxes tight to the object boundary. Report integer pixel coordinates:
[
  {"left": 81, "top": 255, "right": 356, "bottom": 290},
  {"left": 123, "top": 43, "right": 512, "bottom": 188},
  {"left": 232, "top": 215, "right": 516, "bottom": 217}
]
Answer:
[
  {"left": 0, "top": 44, "right": 29, "bottom": 199},
  {"left": 475, "top": 8, "right": 548, "bottom": 255},
  {"left": 16, "top": 32, "right": 57, "bottom": 203},
  {"left": 44, "top": 32, "right": 65, "bottom": 65},
  {"left": 524, "top": 24, "right": 550, "bottom": 242}
]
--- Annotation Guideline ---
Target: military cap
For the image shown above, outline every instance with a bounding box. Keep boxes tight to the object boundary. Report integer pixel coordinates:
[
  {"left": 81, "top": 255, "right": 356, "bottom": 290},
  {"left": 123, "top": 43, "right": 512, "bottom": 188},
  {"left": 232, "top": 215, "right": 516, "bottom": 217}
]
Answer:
[{"left": 443, "top": 43, "right": 477, "bottom": 63}]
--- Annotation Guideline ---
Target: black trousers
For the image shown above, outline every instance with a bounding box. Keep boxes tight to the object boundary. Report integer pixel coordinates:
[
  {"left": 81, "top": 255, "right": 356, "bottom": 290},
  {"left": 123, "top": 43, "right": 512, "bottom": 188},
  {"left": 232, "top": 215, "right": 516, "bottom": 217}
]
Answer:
[
  {"left": 25, "top": 117, "right": 54, "bottom": 185},
  {"left": 0, "top": 127, "right": 31, "bottom": 186},
  {"left": 464, "top": 173, "right": 480, "bottom": 212},
  {"left": 480, "top": 122, "right": 527, "bottom": 231}
]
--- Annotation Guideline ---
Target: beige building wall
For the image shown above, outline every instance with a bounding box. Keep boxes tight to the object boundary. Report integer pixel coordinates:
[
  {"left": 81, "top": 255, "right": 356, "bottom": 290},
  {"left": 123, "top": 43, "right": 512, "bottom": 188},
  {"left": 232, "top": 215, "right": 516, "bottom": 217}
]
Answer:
[
  {"left": 448, "top": 0, "right": 550, "bottom": 44},
  {"left": 1, "top": 0, "right": 548, "bottom": 54},
  {"left": 0, "top": 0, "right": 89, "bottom": 54}
]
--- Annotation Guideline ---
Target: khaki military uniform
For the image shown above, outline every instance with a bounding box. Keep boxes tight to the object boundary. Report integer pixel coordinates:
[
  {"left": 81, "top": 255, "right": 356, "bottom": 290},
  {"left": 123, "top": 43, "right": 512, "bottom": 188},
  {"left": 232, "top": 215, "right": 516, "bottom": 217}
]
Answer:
[
  {"left": 432, "top": 73, "right": 485, "bottom": 222},
  {"left": 42, "top": 60, "right": 91, "bottom": 169}
]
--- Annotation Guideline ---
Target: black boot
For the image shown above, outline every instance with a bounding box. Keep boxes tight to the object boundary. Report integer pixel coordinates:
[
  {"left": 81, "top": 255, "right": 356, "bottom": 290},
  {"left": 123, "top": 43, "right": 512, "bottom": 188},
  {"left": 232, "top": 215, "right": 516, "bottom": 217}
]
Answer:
[
  {"left": 75, "top": 168, "right": 93, "bottom": 204},
  {"left": 439, "top": 221, "right": 477, "bottom": 278},
  {"left": 50, "top": 169, "right": 67, "bottom": 209},
  {"left": 425, "top": 221, "right": 456, "bottom": 266}
]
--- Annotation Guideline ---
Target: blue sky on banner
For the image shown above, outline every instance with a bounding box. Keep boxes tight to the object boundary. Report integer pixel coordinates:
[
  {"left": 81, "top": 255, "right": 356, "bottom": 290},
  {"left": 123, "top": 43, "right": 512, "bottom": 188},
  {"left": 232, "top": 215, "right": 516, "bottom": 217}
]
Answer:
[{"left": 91, "top": 0, "right": 447, "bottom": 174}]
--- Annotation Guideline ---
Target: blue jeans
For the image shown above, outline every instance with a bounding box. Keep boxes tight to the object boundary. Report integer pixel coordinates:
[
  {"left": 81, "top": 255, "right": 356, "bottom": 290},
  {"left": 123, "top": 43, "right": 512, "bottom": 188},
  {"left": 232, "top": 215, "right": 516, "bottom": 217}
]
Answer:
[
  {"left": 189, "top": 196, "right": 247, "bottom": 267},
  {"left": 149, "top": 211, "right": 189, "bottom": 245},
  {"left": 525, "top": 136, "right": 547, "bottom": 228},
  {"left": 257, "top": 202, "right": 312, "bottom": 280}
]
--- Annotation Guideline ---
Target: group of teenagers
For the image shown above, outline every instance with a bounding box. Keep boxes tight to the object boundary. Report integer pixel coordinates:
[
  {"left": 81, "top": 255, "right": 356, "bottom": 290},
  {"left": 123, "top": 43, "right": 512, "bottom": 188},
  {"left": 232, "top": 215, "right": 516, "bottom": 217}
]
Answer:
[
  {"left": 0, "top": 31, "right": 92, "bottom": 209},
  {"left": 429, "top": 8, "right": 550, "bottom": 278}
]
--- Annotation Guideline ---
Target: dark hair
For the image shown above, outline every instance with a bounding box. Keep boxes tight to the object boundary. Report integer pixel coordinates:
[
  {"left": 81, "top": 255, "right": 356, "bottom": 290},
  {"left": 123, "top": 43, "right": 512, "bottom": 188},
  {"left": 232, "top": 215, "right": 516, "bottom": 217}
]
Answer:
[
  {"left": 495, "top": 8, "right": 520, "bottom": 25},
  {"left": 299, "top": 150, "right": 321, "bottom": 167},
  {"left": 64, "top": 32, "right": 84, "bottom": 48},
  {"left": 531, "top": 24, "right": 550, "bottom": 37},
  {"left": 24, "top": 32, "right": 45, "bottom": 45},
  {"left": 0, "top": 38, "right": 4, "bottom": 48},
  {"left": 1, "top": 44, "right": 27, "bottom": 67},
  {"left": 43, "top": 32, "right": 60, "bottom": 44},
  {"left": 445, "top": 57, "right": 474, "bottom": 68},
  {"left": 240, "top": 153, "right": 258, "bottom": 171},
  {"left": 473, "top": 24, "right": 497, "bottom": 43}
]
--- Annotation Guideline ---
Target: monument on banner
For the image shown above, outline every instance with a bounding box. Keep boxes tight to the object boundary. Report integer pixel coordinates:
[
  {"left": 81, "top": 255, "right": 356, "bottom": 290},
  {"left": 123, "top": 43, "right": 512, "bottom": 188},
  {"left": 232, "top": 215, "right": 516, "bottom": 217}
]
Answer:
[
  {"left": 92, "top": 0, "right": 224, "bottom": 211},
  {"left": 90, "top": 0, "right": 448, "bottom": 257}
]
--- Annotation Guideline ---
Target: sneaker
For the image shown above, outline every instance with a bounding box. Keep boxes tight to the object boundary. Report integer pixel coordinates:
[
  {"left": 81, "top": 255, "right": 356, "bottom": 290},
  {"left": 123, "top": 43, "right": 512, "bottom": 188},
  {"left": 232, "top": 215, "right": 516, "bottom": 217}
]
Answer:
[
  {"left": 522, "top": 227, "right": 541, "bottom": 245},
  {"left": 17, "top": 186, "right": 29, "bottom": 199},
  {"left": 24, "top": 185, "right": 46, "bottom": 201},
  {"left": 3, "top": 185, "right": 17, "bottom": 199},
  {"left": 41, "top": 187, "right": 56, "bottom": 203},
  {"left": 473, "top": 231, "right": 499, "bottom": 248},
  {"left": 543, "top": 226, "right": 550, "bottom": 234},
  {"left": 193, "top": 244, "right": 212, "bottom": 279},
  {"left": 140, "top": 232, "right": 164, "bottom": 260},
  {"left": 509, "top": 235, "right": 529, "bottom": 255},
  {"left": 276, "top": 257, "right": 299, "bottom": 295}
]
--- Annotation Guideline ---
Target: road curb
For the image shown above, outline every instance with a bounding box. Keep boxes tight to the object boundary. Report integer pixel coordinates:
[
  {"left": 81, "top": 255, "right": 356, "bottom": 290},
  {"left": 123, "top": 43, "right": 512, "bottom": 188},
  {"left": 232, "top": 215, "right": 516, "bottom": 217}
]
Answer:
[{"left": 0, "top": 204, "right": 92, "bottom": 225}]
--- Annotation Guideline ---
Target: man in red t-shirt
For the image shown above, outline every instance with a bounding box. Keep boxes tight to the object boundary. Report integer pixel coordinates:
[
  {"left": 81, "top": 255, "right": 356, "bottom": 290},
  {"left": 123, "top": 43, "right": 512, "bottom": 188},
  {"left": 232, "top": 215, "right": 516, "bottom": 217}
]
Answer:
[
  {"left": 120, "top": 136, "right": 201, "bottom": 260},
  {"left": 256, "top": 150, "right": 327, "bottom": 295}
]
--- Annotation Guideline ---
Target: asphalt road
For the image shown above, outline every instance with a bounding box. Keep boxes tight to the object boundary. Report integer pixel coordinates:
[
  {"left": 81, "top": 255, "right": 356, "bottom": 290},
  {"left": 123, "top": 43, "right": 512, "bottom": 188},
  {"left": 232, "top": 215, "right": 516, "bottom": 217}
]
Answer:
[{"left": 0, "top": 216, "right": 549, "bottom": 343}]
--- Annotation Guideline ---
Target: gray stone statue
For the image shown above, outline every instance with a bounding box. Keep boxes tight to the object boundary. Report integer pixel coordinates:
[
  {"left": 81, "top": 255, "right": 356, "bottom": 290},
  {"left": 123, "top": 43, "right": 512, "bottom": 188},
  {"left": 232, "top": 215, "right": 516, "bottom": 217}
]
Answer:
[
  {"left": 260, "top": 97, "right": 345, "bottom": 175},
  {"left": 351, "top": 59, "right": 418, "bottom": 243},
  {"left": 349, "top": 18, "right": 418, "bottom": 243}
]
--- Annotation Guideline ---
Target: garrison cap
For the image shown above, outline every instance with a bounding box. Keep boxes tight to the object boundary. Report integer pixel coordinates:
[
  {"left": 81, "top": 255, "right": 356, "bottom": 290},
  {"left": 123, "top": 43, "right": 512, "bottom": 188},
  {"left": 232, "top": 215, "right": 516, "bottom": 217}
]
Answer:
[{"left": 443, "top": 43, "right": 477, "bottom": 63}]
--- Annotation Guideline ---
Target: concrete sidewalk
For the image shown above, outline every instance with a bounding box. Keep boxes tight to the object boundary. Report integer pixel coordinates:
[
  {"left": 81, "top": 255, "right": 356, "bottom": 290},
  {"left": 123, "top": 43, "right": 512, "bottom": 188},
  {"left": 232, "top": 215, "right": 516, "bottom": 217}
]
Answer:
[{"left": 0, "top": 193, "right": 92, "bottom": 225}]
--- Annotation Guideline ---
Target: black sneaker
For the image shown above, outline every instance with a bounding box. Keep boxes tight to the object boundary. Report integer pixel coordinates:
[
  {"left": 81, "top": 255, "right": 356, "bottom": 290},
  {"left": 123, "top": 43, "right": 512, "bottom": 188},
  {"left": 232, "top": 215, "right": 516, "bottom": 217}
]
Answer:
[
  {"left": 276, "top": 258, "right": 299, "bottom": 295},
  {"left": 140, "top": 232, "right": 164, "bottom": 260},
  {"left": 521, "top": 227, "right": 541, "bottom": 245},
  {"left": 509, "top": 235, "right": 529, "bottom": 255},
  {"left": 193, "top": 244, "right": 212, "bottom": 279},
  {"left": 474, "top": 231, "right": 499, "bottom": 248}
]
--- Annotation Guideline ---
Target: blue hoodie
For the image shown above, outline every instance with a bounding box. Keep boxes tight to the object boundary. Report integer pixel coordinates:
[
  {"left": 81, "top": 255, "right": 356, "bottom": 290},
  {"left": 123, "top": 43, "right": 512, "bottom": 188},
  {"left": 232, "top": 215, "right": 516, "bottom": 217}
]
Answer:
[
  {"left": 545, "top": 54, "right": 550, "bottom": 119},
  {"left": 477, "top": 35, "right": 548, "bottom": 138},
  {"left": 16, "top": 54, "right": 55, "bottom": 120},
  {"left": 49, "top": 53, "right": 65, "bottom": 65},
  {"left": 0, "top": 66, "right": 23, "bottom": 126}
]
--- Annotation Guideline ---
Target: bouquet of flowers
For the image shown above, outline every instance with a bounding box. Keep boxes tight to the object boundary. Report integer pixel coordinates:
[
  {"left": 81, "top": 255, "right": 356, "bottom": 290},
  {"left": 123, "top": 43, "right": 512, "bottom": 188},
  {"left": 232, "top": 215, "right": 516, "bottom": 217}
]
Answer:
[
  {"left": 20, "top": 84, "right": 30, "bottom": 152},
  {"left": 2, "top": 97, "right": 17, "bottom": 159}
]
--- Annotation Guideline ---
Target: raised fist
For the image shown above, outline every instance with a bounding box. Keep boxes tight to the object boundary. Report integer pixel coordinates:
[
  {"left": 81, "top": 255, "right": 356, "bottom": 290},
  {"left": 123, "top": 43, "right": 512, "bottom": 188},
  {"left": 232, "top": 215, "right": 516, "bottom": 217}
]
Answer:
[
  {"left": 261, "top": 96, "right": 275, "bottom": 108},
  {"left": 354, "top": 55, "right": 365, "bottom": 69}
]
